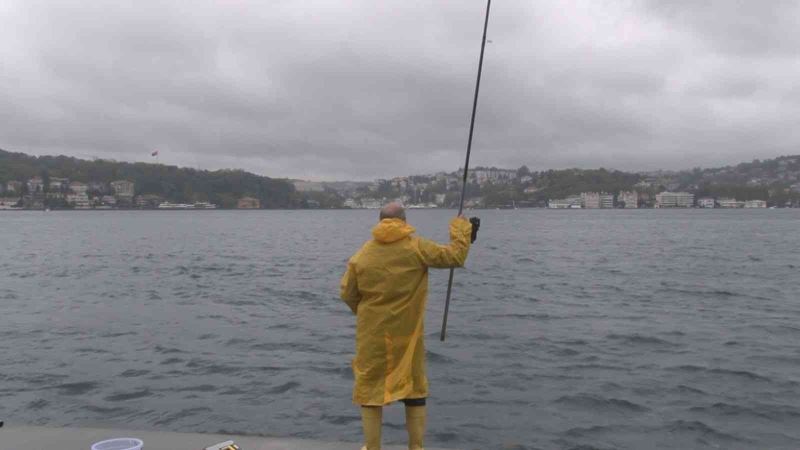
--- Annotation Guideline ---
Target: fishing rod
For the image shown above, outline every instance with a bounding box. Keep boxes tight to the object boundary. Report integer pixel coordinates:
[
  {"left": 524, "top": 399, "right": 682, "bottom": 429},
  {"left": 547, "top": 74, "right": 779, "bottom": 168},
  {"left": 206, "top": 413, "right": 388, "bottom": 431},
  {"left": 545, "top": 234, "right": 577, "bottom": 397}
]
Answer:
[{"left": 441, "top": 0, "right": 491, "bottom": 342}]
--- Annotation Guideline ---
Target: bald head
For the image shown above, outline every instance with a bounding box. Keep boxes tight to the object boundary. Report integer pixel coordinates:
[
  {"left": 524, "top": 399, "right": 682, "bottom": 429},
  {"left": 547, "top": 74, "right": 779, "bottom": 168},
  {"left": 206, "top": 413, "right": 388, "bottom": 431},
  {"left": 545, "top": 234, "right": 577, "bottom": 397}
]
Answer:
[{"left": 379, "top": 202, "right": 406, "bottom": 221}]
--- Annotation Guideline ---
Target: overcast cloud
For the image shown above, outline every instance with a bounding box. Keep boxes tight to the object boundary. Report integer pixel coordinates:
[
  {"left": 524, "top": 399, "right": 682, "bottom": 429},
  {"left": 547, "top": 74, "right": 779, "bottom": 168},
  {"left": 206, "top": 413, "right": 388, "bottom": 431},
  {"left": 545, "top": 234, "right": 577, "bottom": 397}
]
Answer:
[{"left": 2, "top": 0, "right": 799, "bottom": 180}]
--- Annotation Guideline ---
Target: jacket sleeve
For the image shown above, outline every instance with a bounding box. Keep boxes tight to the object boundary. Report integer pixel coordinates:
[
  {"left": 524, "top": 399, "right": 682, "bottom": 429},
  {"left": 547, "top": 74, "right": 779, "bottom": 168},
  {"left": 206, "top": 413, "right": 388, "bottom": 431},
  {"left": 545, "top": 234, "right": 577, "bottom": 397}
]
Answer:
[
  {"left": 340, "top": 258, "right": 361, "bottom": 314},
  {"left": 415, "top": 217, "right": 472, "bottom": 268}
]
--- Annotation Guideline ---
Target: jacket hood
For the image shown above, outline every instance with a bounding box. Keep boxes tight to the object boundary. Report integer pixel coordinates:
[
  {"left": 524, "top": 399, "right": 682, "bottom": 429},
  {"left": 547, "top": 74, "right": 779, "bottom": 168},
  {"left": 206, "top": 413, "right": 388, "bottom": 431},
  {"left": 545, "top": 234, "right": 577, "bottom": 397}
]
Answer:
[{"left": 371, "top": 218, "right": 416, "bottom": 243}]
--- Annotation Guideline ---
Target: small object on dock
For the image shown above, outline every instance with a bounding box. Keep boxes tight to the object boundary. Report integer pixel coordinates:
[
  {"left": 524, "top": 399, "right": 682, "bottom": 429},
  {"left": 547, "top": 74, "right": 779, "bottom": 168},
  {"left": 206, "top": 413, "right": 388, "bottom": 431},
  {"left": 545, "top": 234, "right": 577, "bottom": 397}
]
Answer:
[
  {"left": 91, "top": 437, "right": 143, "bottom": 450},
  {"left": 204, "top": 440, "right": 240, "bottom": 450}
]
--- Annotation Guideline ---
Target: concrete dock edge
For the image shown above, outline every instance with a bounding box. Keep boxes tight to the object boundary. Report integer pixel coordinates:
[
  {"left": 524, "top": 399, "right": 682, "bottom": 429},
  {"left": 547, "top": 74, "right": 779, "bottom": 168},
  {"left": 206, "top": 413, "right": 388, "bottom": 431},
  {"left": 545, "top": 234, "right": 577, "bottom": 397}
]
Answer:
[{"left": 1, "top": 424, "right": 461, "bottom": 450}]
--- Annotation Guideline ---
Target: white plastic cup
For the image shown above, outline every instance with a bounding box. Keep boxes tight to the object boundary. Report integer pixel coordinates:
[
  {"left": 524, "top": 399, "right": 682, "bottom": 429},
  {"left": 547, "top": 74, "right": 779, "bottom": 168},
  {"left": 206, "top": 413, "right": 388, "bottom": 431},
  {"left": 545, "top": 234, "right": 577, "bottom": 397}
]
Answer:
[{"left": 91, "top": 438, "right": 143, "bottom": 450}]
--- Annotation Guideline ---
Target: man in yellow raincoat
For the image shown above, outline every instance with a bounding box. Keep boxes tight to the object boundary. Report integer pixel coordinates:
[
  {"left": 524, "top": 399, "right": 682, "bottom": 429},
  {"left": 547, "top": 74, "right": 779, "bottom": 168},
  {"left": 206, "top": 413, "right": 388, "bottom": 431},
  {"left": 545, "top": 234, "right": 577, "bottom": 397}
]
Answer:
[{"left": 340, "top": 202, "right": 473, "bottom": 450}]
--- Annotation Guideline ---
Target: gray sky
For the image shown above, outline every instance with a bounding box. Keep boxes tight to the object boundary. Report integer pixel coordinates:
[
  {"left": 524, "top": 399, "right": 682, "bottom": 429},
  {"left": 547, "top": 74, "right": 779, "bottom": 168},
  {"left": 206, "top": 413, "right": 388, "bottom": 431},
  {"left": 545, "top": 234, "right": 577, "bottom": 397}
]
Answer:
[{"left": 2, "top": 1, "right": 799, "bottom": 181}]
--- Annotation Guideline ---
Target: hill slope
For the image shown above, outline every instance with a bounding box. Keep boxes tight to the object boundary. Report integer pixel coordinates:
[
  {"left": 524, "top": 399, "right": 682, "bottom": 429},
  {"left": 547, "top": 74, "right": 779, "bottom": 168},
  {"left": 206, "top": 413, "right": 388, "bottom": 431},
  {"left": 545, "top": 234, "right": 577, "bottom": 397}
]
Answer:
[{"left": 0, "top": 149, "right": 300, "bottom": 208}]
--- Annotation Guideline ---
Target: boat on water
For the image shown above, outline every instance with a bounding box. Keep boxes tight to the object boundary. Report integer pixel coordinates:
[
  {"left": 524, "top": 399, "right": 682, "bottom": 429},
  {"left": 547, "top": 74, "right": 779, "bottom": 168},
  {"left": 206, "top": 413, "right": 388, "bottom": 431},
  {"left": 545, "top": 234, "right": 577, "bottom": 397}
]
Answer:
[
  {"left": 158, "top": 202, "right": 219, "bottom": 209},
  {"left": 158, "top": 202, "right": 195, "bottom": 209}
]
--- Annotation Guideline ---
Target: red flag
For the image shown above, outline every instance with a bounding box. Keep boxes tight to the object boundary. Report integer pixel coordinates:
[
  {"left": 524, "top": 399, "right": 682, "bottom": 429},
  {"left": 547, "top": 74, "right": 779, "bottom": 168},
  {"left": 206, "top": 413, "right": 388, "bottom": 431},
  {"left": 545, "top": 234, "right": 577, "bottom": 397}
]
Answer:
[{"left": 151, "top": 150, "right": 159, "bottom": 157}]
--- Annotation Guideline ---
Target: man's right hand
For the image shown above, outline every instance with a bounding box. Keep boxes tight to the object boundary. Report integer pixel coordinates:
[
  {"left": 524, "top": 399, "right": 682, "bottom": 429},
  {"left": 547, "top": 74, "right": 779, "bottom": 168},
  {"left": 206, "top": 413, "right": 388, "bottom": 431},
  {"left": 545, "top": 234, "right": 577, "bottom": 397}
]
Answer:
[{"left": 469, "top": 217, "right": 481, "bottom": 243}]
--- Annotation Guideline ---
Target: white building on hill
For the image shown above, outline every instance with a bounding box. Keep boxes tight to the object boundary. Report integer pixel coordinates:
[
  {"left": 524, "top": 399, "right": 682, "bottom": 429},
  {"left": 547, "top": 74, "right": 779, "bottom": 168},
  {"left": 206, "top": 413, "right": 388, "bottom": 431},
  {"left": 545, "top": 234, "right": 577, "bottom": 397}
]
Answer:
[
  {"left": 293, "top": 180, "right": 325, "bottom": 192},
  {"left": 470, "top": 168, "right": 516, "bottom": 186}
]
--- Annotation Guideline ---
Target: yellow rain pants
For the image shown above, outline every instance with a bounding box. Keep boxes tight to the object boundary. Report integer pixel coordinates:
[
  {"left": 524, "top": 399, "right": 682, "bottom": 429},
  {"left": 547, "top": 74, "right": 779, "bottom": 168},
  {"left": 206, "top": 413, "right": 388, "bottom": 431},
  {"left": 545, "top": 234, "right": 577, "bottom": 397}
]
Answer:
[{"left": 340, "top": 217, "right": 472, "bottom": 405}]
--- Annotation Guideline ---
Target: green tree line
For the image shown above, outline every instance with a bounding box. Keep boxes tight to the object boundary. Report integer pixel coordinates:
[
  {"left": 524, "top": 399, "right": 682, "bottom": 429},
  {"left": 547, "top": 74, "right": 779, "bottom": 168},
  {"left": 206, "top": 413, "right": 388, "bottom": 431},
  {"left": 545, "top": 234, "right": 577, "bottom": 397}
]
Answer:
[{"left": 0, "top": 149, "right": 306, "bottom": 208}]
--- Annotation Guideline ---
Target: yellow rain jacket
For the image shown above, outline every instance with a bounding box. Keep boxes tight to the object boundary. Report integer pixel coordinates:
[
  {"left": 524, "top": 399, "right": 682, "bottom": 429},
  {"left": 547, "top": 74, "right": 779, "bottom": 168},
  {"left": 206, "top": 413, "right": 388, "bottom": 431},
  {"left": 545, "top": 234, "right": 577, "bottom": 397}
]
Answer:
[{"left": 340, "top": 217, "right": 472, "bottom": 405}]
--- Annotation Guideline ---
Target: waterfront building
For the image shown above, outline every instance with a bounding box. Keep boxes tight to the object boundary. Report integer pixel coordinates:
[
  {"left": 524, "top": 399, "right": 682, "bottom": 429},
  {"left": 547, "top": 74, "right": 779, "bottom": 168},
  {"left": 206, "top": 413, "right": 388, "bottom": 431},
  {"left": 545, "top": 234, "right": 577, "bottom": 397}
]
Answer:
[
  {"left": 391, "top": 177, "right": 409, "bottom": 190},
  {"left": 66, "top": 192, "right": 91, "bottom": 209},
  {"left": 462, "top": 197, "right": 481, "bottom": 208},
  {"left": 110, "top": 180, "right": 135, "bottom": 199},
  {"left": 23, "top": 194, "right": 44, "bottom": 209},
  {"left": 101, "top": 195, "right": 117, "bottom": 207},
  {"left": 697, "top": 197, "right": 716, "bottom": 208},
  {"left": 69, "top": 181, "right": 88, "bottom": 194},
  {"left": 237, "top": 197, "right": 261, "bottom": 209},
  {"left": 581, "top": 192, "right": 601, "bottom": 209},
  {"left": 600, "top": 193, "right": 614, "bottom": 208},
  {"left": 343, "top": 198, "right": 359, "bottom": 208},
  {"left": 581, "top": 192, "right": 614, "bottom": 208},
  {"left": 88, "top": 181, "right": 108, "bottom": 194},
  {"left": 49, "top": 177, "right": 69, "bottom": 191},
  {"left": 135, "top": 194, "right": 164, "bottom": 209},
  {"left": 718, "top": 198, "right": 744, "bottom": 208},
  {"left": 655, "top": 191, "right": 694, "bottom": 208},
  {"left": 46, "top": 190, "right": 64, "bottom": 200},
  {"left": 6, "top": 181, "right": 22, "bottom": 193},
  {"left": 548, "top": 196, "right": 582, "bottom": 209},
  {"left": 445, "top": 176, "right": 459, "bottom": 190},
  {"left": 619, "top": 191, "right": 638, "bottom": 208},
  {"left": 110, "top": 180, "right": 134, "bottom": 207},
  {"left": 744, "top": 200, "right": 767, "bottom": 208},
  {"left": 0, "top": 196, "right": 21, "bottom": 209},
  {"left": 27, "top": 177, "right": 45, "bottom": 193},
  {"left": 361, "top": 199, "right": 382, "bottom": 209},
  {"left": 548, "top": 199, "right": 570, "bottom": 209}
]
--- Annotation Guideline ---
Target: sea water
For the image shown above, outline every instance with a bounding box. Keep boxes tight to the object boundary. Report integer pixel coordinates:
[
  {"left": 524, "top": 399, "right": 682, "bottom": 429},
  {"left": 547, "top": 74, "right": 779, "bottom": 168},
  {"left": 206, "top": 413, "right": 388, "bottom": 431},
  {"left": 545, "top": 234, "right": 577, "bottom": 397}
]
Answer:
[{"left": 1, "top": 209, "right": 799, "bottom": 449}]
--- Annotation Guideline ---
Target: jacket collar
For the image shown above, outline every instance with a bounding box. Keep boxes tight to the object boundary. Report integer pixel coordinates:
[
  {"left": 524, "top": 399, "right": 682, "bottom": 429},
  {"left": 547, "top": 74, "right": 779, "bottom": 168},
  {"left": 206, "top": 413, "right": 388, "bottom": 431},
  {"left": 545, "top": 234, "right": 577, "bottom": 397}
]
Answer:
[{"left": 371, "top": 218, "right": 415, "bottom": 243}]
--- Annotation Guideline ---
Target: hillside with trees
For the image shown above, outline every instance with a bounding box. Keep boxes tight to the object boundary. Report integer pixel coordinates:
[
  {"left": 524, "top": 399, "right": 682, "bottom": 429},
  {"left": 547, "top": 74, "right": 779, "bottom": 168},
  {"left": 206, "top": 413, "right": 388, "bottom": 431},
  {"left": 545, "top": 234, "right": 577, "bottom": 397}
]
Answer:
[
  {"left": 322, "top": 155, "right": 800, "bottom": 208},
  {"left": 0, "top": 148, "right": 308, "bottom": 208},
  {"left": 3, "top": 147, "right": 799, "bottom": 209}
]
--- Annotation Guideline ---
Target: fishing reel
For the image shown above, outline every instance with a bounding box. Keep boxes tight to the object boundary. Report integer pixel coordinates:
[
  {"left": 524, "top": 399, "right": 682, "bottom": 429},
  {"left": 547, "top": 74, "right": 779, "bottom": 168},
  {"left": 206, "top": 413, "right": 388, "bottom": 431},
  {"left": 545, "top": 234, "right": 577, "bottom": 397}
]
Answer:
[{"left": 469, "top": 217, "right": 480, "bottom": 243}]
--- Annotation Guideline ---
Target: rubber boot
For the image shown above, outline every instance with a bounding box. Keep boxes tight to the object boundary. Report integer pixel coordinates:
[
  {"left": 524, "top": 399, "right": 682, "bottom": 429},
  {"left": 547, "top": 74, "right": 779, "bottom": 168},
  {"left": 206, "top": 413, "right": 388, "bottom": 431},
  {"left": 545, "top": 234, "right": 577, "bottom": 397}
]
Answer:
[
  {"left": 360, "top": 406, "right": 382, "bottom": 450},
  {"left": 405, "top": 404, "right": 426, "bottom": 450}
]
